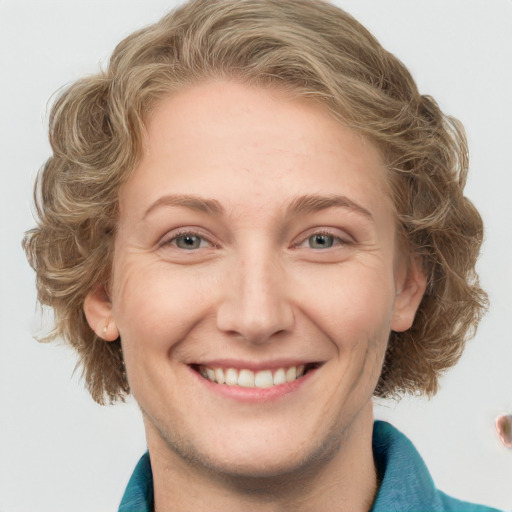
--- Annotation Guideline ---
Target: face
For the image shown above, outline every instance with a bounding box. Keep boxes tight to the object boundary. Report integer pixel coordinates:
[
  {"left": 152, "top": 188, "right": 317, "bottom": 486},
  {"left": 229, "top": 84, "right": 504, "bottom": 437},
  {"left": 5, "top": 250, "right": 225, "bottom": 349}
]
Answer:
[{"left": 86, "top": 81, "right": 425, "bottom": 478}]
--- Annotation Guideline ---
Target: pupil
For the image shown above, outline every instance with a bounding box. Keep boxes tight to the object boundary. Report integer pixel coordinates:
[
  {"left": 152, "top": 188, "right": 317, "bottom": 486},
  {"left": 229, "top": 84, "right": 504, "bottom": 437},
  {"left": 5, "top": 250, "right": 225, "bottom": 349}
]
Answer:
[
  {"left": 311, "top": 234, "right": 333, "bottom": 248},
  {"left": 177, "top": 235, "right": 200, "bottom": 249}
]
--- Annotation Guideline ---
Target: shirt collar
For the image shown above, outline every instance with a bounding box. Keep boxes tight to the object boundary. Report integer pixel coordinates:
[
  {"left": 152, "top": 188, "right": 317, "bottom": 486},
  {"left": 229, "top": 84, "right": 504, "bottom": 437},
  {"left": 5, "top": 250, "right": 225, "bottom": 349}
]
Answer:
[
  {"left": 370, "top": 420, "right": 442, "bottom": 511},
  {"left": 118, "top": 450, "right": 154, "bottom": 512}
]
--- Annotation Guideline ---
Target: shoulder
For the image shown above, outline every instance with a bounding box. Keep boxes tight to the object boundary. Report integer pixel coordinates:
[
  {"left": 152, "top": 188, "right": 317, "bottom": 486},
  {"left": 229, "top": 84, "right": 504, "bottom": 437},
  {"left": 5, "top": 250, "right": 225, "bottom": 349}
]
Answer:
[
  {"left": 371, "top": 421, "right": 504, "bottom": 512},
  {"left": 437, "top": 491, "right": 503, "bottom": 512}
]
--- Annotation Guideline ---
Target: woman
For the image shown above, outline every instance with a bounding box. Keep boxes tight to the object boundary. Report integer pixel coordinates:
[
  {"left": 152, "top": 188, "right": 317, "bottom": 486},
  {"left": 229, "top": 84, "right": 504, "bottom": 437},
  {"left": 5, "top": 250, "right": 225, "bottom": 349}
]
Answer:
[{"left": 22, "top": 0, "right": 503, "bottom": 510}]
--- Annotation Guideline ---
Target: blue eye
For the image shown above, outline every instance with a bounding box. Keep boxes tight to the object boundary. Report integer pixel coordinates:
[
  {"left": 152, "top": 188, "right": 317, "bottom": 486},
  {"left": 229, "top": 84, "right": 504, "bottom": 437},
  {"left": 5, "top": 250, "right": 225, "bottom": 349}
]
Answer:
[
  {"left": 308, "top": 233, "right": 335, "bottom": 249},
  {"left": 173, "top": 234, "right": 205, "bottom": 250}
]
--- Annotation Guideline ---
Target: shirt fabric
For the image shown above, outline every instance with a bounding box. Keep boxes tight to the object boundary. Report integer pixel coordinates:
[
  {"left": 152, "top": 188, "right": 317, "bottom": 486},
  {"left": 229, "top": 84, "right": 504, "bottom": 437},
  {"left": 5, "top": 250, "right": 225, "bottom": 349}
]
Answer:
[{"left": 118, "top": 420, "right": 501, "bottom": 512}]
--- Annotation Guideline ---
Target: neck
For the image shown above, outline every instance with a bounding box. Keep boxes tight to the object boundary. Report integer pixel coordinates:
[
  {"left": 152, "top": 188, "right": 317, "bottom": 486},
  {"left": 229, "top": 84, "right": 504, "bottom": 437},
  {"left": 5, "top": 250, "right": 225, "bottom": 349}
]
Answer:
[{"left": 147, "top": 404, "right": 377, "bottom": 512}]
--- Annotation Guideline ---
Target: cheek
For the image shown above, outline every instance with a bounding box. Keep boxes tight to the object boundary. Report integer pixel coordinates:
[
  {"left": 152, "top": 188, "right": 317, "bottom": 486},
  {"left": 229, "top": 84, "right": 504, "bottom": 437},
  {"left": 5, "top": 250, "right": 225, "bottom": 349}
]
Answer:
[
  {"left": 111, "top": 257, "right": 219, "bottom": 356},
  {"left": 294, "top": 261, "right": 396, "bottom": 347}
]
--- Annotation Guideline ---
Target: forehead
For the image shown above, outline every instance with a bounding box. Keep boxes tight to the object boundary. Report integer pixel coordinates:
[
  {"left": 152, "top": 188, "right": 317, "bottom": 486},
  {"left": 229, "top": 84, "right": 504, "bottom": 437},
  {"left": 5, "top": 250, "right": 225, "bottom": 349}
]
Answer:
[{"left": 119, "top": 80, "right": 394, "bottom": 224}]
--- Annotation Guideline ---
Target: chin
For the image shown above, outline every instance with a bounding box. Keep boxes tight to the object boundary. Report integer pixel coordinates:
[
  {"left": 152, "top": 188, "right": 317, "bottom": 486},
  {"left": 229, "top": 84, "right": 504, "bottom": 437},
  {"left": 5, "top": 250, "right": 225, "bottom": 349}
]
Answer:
[{"left": 161, "top": 421, "right": 344, "bottom": 483}]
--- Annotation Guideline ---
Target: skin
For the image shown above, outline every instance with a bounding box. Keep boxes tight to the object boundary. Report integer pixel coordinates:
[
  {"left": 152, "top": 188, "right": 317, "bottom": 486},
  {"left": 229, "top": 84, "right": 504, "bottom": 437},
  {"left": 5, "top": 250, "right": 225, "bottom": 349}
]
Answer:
[{"left": 85, "top": 80, "right": 426, "bottom": 511}]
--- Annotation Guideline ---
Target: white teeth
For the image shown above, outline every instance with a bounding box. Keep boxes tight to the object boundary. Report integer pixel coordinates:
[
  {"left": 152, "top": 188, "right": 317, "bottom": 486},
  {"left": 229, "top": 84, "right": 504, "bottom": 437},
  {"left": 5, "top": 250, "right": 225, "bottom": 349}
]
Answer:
[
  {"left": 199, "top": 365, "right": 310, "bottom": 388},
  {"left": 225, "top": 368, "right": 238, "bottom": 386},
  {"left": 273, "top": 368, "right": 286, "bottom": 385},
  {"left": 214, "top": 367, "right": 225, "bottom": 384},
  {"left": 254, "top": 370, "right": 273, "bottom": 388},
  {"left": 238, "top": 369, "right": 255, "bottom": 387},
  {"left": 285, "top": 366, "right": 297, "bottom": 383}
]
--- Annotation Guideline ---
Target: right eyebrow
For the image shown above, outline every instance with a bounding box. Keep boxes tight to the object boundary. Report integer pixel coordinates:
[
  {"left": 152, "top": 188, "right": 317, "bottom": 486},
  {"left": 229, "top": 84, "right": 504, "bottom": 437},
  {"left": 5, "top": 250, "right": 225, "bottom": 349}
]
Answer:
[
  {"left": 142, "top": 194, "right": 225, "bottom": 219},
  {"left": 286, "top": 194, "right": 373, "bottom": 220}
]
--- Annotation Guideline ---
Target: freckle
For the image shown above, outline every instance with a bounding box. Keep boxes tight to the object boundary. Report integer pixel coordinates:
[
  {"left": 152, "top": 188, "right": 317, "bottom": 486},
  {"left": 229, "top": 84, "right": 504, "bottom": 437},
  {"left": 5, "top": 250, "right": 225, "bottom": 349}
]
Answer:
[{"left": 495, "top": 415, "right": 512, "bottom": 448}]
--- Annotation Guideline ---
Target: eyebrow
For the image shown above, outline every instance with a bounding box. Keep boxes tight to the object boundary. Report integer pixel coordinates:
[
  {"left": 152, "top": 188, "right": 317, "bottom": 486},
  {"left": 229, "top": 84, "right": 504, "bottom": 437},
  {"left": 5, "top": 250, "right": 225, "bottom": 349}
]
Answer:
[
  {"left": 143, "top": 194, "right": 224, "bottom": 219},
  {"left": 286, "top": 194, "right": 373, "bottom": 219},
  {"left": 142, "top": 193, "right": 372, "bottom": 220}
]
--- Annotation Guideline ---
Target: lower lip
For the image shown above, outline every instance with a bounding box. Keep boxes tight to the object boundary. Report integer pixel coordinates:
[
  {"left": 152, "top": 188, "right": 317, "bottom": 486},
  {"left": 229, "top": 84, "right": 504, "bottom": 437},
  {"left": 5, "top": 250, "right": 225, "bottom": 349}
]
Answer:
[{"left": 189, "top": 366, "right": 317, "bottom": 403}]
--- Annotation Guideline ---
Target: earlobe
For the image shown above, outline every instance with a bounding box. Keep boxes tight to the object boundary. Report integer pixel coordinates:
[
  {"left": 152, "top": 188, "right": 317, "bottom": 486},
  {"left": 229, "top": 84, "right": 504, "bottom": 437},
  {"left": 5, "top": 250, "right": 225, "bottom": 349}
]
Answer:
[
  {"left": 391, "top": 257, "right": 427, "bottom": 333},
  {"left": 83, "top": 285, "right": 119, "bottom": 341}
]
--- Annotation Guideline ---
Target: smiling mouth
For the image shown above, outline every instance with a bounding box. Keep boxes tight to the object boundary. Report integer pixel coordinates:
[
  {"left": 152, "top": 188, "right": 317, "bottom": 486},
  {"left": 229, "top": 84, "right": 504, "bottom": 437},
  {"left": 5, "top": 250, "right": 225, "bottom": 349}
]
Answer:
[{"left": 192, "top": 363, "right": 321, "bottom": 389}]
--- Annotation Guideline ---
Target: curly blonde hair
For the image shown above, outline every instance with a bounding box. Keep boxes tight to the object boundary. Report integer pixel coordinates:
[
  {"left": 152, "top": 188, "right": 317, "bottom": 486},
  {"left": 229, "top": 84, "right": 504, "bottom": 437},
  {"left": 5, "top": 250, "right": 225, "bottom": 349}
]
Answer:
[{"left": 23, "top": 0, "right": 487, "bottom": 404}]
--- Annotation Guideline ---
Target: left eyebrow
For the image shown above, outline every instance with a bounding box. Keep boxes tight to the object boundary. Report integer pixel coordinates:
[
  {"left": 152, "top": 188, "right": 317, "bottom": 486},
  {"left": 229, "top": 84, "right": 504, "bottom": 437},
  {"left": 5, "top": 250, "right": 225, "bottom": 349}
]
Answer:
[{"left": 286, "top": 194, "right": 373, "bottom": 220}]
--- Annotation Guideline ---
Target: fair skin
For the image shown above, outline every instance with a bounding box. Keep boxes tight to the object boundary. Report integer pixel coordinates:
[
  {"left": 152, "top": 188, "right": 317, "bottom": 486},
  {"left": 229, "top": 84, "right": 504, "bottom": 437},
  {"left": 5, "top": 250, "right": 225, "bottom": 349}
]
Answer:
[{"left": 85, "top": 80, "right": 426, "bottom": 511}]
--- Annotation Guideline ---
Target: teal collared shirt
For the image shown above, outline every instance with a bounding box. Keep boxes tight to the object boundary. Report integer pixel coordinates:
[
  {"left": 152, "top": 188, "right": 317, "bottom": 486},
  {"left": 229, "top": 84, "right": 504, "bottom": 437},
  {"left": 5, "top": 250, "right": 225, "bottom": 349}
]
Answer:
[{"left": 119, "top": 421, "right": 502, "bottom": 512}]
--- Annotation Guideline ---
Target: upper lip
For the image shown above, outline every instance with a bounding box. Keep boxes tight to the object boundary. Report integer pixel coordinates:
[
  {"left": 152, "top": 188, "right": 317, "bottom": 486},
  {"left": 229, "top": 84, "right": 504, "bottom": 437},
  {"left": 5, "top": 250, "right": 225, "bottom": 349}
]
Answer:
[{"left": 190, "top": 359, "right": 323, "bottom": 371}]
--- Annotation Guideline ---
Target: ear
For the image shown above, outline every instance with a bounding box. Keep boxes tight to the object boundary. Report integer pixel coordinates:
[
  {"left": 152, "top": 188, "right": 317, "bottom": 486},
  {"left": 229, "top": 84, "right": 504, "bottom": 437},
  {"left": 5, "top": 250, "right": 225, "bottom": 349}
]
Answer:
[
  {"left": 391, "top": 256, "right": 427, "bottom": 333},
  {"left": 83, "top": 284, "right": 119, "bottom": 341}
]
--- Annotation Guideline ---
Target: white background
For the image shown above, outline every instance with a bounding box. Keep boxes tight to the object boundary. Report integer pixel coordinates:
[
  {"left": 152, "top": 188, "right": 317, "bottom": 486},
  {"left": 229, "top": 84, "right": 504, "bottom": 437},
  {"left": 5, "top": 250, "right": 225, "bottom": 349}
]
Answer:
[{"left": 1, "top": 1, "right": 511, "bottom": 511}]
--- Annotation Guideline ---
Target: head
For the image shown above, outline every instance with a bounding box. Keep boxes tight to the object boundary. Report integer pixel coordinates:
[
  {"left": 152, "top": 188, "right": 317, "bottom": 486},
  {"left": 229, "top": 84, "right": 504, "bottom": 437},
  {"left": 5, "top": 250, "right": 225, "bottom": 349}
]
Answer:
[{"left": 24, "top": 0, "right": 486, "bottom": 411}]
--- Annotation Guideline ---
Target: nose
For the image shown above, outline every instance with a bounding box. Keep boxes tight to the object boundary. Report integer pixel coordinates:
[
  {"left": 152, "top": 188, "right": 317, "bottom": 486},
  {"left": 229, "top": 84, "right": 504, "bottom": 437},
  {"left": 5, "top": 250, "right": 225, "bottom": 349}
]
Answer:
[{"left": 216, "top": 247, "right": 295, "bottom": 344}]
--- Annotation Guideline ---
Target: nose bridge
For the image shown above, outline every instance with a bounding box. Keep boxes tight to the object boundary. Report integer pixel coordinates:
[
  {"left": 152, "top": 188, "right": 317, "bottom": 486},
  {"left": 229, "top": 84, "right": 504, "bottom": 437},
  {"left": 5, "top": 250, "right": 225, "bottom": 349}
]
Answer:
[{"left": 216, "top": 240, "right": 294, "bottom": 342}]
